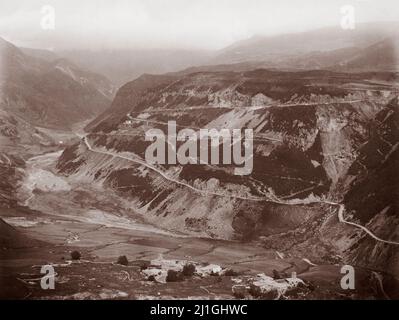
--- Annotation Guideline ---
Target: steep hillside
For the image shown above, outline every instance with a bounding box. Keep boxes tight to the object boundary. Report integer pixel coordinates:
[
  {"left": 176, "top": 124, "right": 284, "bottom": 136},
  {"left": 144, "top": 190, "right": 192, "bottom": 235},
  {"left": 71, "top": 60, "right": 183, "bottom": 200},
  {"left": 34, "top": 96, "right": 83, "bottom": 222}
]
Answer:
[
  {"left": 340, "top": 98, "right": 399, "bottom": 275},
  {"left": 0, "top": 38, "right": 114, "bottom": 130},
  {"left": 0, "top": 153, "right": 25, "bottom": 208},
  {"left": 334, "top": 37, "right": 399, "bottom": 72},
  {"left": 57, "top": 69, "right": 397, "bottom": 245},
  {"left": 0, "top": 217, "right": 39, "bottom": 249},
  {"left": 0, "top": 38, "right": 115, "bottom": 223},
  {"left": 86, "top": 73, "right": 175, "bottom": 133}
]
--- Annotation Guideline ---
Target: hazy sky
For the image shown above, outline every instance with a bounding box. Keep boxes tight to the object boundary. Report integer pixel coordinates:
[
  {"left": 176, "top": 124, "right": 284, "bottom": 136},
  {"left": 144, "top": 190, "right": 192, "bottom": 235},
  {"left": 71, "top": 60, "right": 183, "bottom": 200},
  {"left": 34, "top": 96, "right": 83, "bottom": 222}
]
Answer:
[{"left": 1, "top": 0, "right": 398, "bottom": 50}]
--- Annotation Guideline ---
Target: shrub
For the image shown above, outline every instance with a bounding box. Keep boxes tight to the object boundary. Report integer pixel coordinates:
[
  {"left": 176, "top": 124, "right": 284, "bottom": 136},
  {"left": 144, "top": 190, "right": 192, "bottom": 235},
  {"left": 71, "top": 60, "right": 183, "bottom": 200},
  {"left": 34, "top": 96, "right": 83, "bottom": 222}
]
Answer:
[
  {"left": 116, "top": 255, "right": 129, "bottom": 266},
  {"left": 131, "top": 260, "right": 151, "bottom": 270},
  {"left": 224, "top": 269, "right": 239, "bottom": 276},
  {"left": 166, "top": 270, "right": 184, "bottom": 282},
  {"left": 70, "top": 250, "right": 81, "bottom": 260},
  {"left": 232, "top": 285, "right": 247, "bottom": 299},
  {"left": 272, "top": 269, "right": 283, "bottom": 279},
  {"left": 182, "top": 263, "right": 196, "bottom": 277}
]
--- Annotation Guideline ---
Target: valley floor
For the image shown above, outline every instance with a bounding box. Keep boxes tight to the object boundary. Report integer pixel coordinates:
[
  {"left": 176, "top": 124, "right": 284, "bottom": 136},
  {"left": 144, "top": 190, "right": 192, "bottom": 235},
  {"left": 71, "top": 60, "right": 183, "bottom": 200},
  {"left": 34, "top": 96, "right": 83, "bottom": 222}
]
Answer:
[{"left": 0, "top": 149, "right": 395, "bottom": 299}]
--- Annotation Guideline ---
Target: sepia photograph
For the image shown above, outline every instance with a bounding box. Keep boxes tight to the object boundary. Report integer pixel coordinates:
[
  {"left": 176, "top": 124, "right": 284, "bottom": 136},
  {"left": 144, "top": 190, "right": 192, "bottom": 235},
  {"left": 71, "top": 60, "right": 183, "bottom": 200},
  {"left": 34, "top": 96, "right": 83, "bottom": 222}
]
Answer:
[{"left": 0, "top": 0, "right": 398, "bottom": 306}]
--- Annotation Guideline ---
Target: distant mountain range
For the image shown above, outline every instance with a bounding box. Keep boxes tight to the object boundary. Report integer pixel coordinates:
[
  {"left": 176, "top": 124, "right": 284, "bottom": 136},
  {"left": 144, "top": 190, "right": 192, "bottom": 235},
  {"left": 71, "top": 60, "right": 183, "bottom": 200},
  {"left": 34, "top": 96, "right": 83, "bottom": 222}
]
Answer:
[
  {"left": 1, "top": 21, "right": 397, "bottom": 150},
  {"left": 47, "top": 22, "right": 399, "bottom": 87},
  {"left": 212, "top": 22, "right": 399, "bottom": 63}
]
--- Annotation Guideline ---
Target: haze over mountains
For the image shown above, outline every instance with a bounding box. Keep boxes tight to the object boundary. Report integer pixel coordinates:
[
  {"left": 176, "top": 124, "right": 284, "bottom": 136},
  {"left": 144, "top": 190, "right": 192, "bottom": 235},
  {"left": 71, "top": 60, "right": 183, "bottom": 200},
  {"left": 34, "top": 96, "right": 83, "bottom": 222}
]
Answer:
[
  {"left": 49, "top": 22, "right": 399, "bottom": 86},
  {"left": 2, "top": 20, "right": 394, "bottom": 146},
  {"left": 60, "top": 49, "right": 212, "bottom": 87},
  {"left": 213, "top": 22, "right": 399, "bottom": 63},
  {"left": 2, "top": 22, "right": 396, "bottom": 89}
]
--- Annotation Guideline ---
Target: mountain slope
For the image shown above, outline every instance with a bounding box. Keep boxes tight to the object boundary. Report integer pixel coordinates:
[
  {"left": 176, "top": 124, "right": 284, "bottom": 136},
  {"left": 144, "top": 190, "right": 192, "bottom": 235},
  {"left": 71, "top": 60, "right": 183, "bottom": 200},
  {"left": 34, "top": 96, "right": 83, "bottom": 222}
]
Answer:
[
  {"left": 334, "top": 37, "right": 399, "bottom": 72},
  {"left": 339, "top": 98, "right": 399, "bottom": 275},
  {"left": 0, "top": 217, "right": 40, "bottom": 249},
  {"left": 213, "top": 22, "right": 399, "bottom": 65},
  {"left": 58, "top": 68, "right": 397, "bottom": 242},
  {"left": 0, "top": 38, "right": 114, "bottom": 130}
]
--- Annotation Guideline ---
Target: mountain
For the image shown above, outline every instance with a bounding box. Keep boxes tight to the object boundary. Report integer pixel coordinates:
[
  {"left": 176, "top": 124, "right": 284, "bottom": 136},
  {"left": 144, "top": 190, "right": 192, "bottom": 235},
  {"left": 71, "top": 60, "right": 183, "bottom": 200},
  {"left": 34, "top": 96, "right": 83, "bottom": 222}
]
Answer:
[
  {"left": 0, "top": 38, "right": 116, "bottom": 215},
  {"left": 270, "top": 37, "right": 399, "bottom": 72},
  {"left": 340, "top": 98, "right": 399, "bottom": 275},
  {"left": 334, "top": 37, "right": 399, "bottom": 72},
  {"left": 56, "top": 64, "right": 398, "bottom": 281},
  {"left": 179, "top": 46, "right": 364, "bottom": 74},
  {"left": 49, "top": 22, "right": 399, "bottom": 89},
  {"left": 0, "top": 37, "right": 114, "bottom": 131},
  {"left": 84, "top": 31, "right": 399, "bottom": 134},
  {"left": 85, "top": 73, "right": 176, "bottom": 132},
  {"left": 2, "top": 22, "right": 398, "bottom": 297},
  {"left": 212, "top": 22, "right": 399, "bottom": 65}
]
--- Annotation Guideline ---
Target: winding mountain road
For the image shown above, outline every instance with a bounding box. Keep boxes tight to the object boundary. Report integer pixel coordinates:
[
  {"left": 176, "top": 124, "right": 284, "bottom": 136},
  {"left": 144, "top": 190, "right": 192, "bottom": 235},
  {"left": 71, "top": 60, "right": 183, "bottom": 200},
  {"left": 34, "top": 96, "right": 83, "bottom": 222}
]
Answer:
[
  {"left": 332, "top": 202, "right": 399, "bottom": 246},
  {"left": 125, "top": 114, "right": 283, "bottom": 143},
  {"left": 79, "top": 134, "right": 399, "bottom": 246},
  {"left": 80, "top": 135, "right": 265, "bottom": 202}
]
